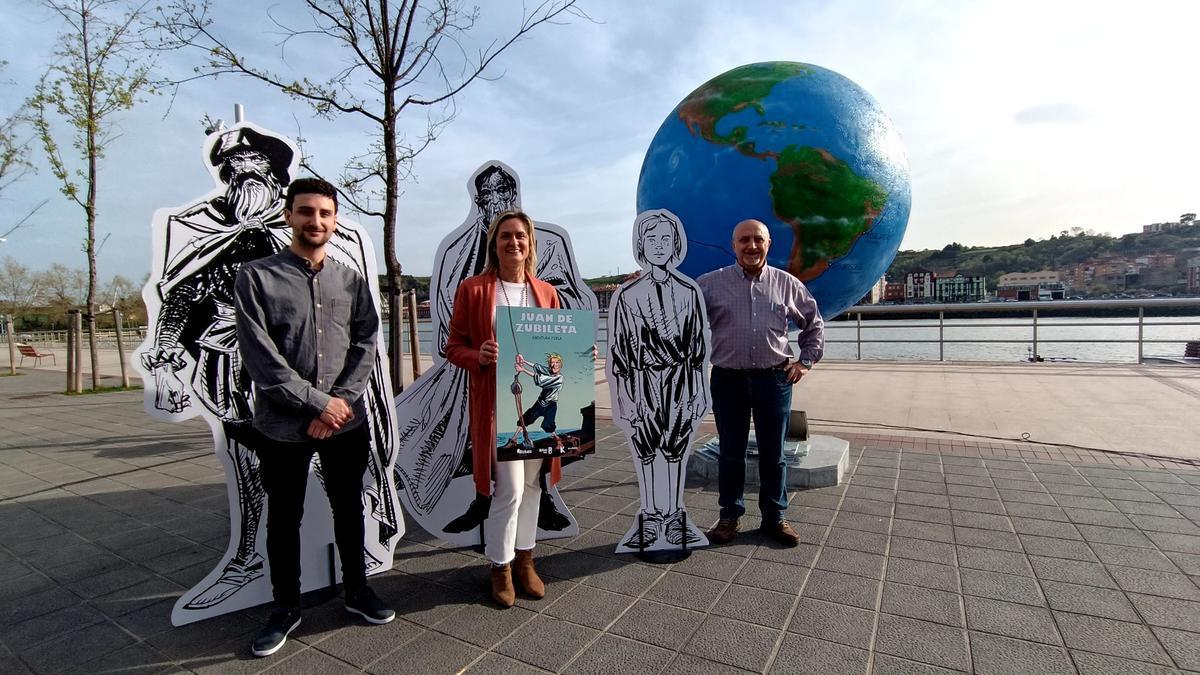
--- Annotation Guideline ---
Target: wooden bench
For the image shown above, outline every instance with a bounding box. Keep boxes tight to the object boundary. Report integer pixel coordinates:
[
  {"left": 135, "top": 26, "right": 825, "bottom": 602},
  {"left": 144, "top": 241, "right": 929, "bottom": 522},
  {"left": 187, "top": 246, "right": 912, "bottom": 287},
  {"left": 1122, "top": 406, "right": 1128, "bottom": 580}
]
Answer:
[{"left": 17, "top": 343, "right": 56, "bottom": 367}]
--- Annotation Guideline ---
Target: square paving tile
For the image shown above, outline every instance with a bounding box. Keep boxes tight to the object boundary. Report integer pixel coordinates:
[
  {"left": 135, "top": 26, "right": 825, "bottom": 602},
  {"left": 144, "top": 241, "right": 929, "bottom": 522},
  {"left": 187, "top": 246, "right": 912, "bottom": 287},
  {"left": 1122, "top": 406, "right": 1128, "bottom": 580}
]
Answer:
[
  {"left": 814, "top": 547, "right": 884, "bottom": 580},
  {"left": 1076, "top": 524, "right": 1155, "bottom": 548},
  {"left": 869, "top": 653, "right": 965, "bottom": 675},
  {"left": 733, "top": 558, "right": 810, "bottom": 594},
  {"left": 562, "top": 634, "right": 673, "bottom": 675},
  {"left": 1151, "top": 626, "right": 1200, "bottom": 671},
  {"left": 825, "top": 527, "right": 889, "bottom": 555},
  {"left": 890, "top": 519, "right": 954, "bottom": 544},
  {"left": 542, "top": 585, "right": 633, "bottom": 631},
  {"left": 956, "top": 545, "right": 1032, "bottom": 576},
  {"left": 608, "top": 599, "right": 704, "bottom": 650},
  {"left": 1053, "top": 612, "right": 1171, "bottom": 665},
  {"left": 787, "top": 597, "right": 874, "bottom": 650},
  {"left": 1017, "top": 534, "right": 1097, "bottom": 562},
  {"left": 1106, "top": 566, "right": 1200, "bottom": 601},
  {"left": 952, "top": 527, "right": 1022, "bottom": 552},
  {"left": 712, "top": 584, "right": 796, "bottom": 630},
  {"left": 969, "top": 632, "right": 1074, "bottom": 675},
  {"left": 1069, "top": 650, "right": 1182, "bottom": 675},
  {"left": 769, "top": 633, "right": 868, "bottom": 675},
  {"left": 874, "top": 613, "right": 969, "bottom": 672},
  {"left": 1010, "top": 517, "right": 1082, "bottom": 540},
  {"left": 1040, "top": 579, "right": 1139, "bottom": 622},
  {"left": 645, "top": 572, "right": 725, "bottom": 613},
  {"left": 885, "top": 557, "right": 960, "bottom": 594},
  {"left": 1028, "top": 556, "right": 1116, "bottom": 588},
  {"left": 1090, "top": 543, "right": 1177, "bottom": 572},
  {"left": 683, "top": 614, "right": 779, "bottom": 673},
  {"left": 960, "top": 569, "right": 1044, "bottom": 606},
  {"left": 963, "top": 595, "right": 1061, "bottom": 645},
  {"left": 889, "top": 537, "right": 956, "bottom": 566},
  {"left": 801, "top": 569, "right": 880, "bottom": 610},
  {"left": 1126, "top": 593, "right": 1200, "bottom": 632},
  {"left": 881, "top": 582, "right": 963, "bottom": 627}
]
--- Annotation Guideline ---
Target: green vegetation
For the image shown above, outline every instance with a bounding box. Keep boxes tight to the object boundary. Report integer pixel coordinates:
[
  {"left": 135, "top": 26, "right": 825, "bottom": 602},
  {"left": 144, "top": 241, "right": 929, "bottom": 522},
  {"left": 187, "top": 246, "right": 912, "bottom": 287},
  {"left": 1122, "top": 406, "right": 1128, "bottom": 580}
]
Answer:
[
  {"left": 771, "top": 146, "right": 887, "bottom": 271},
  {"left": 677, "top": 62, "right": 809, "bottom": 140},
  {"left": 887, "top": 224, "right": 1200, "bottom": 290}
]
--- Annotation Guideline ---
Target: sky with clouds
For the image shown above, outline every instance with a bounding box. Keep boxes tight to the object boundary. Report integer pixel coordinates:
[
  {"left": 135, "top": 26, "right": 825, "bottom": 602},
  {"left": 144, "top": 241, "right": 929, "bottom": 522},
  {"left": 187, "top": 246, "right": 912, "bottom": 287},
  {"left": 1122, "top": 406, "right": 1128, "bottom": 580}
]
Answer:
[{"left": 1, "top": 0, "right": 1197, "bottom": 282}]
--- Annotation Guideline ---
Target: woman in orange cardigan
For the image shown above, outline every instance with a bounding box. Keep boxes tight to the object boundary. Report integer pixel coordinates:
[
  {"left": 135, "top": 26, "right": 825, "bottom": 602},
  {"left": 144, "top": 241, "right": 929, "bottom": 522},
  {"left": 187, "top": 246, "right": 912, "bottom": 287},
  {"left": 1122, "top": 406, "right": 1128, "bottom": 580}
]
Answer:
[{"left": 444, "top": 209, "right": 562, "bottom": 608}]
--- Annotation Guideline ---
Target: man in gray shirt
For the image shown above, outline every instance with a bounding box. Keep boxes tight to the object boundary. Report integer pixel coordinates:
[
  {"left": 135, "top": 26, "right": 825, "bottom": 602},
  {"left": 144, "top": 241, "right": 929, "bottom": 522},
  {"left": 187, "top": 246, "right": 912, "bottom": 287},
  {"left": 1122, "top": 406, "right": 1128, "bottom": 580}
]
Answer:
[
  {"left": 234, "top": 178, "right": 394, "bottom": 657},
  {"left": 697, "top": 219, "right": 824, "bottom": 547}
]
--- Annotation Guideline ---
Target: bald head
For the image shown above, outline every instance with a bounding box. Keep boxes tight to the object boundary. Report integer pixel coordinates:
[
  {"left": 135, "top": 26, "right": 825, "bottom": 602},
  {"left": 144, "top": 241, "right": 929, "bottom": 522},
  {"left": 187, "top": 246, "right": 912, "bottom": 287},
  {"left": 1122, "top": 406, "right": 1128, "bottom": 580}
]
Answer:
[{"left": 732, "top": 219, "right": 771, "bottom": 276}]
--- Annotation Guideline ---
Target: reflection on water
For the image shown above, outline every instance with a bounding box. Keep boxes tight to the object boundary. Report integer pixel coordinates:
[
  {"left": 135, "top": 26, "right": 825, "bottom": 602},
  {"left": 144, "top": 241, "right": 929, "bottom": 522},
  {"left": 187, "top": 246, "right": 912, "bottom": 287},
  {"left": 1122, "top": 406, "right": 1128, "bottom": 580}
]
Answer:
[{"left": 387, "top": 315, "right": 1200, "bottom": 365}]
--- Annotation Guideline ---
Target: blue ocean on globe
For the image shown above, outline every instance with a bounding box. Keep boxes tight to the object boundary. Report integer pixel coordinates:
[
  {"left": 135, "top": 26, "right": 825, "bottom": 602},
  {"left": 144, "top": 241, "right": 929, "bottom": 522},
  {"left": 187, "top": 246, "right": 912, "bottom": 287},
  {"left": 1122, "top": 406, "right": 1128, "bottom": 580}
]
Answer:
[{"left": 637, "top": 61, "right": 911, "bottom": 319}]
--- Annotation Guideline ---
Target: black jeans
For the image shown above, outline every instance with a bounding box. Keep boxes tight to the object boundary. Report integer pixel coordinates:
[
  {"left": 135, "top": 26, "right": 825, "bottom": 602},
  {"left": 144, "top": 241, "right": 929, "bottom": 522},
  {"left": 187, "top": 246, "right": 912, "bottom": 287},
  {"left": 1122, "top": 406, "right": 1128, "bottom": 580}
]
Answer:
[
  {"left": 257, "top": 422, "right": 370, "bottom": 609},
  {"left": 710, "top": 365, "right": 793, "bottom": 523}
]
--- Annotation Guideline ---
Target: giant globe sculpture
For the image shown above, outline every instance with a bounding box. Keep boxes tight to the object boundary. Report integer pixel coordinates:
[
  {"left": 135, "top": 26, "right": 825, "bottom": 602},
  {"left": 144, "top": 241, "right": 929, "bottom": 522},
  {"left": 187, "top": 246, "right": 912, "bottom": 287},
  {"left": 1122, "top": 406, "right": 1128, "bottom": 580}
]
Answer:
[{"left": 637, "top": 62, "right": 911, "bottom": 319}]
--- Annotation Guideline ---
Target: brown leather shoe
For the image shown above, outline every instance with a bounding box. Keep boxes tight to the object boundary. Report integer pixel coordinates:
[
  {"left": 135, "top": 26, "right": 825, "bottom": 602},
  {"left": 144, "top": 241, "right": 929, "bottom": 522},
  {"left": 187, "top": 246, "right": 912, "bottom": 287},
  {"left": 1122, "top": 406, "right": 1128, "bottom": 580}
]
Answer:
[
  {"left": 707, "top": 518, "right": 740, "bottom": 545},
  {"left": 760, "top": 520, "right": 801, "bottom": 547},
  {"left": 513, "top": 549, "right": 545, "bottom": 599},
  {"left": 490, "top": 564, "right": 515, "bottom": 608}
]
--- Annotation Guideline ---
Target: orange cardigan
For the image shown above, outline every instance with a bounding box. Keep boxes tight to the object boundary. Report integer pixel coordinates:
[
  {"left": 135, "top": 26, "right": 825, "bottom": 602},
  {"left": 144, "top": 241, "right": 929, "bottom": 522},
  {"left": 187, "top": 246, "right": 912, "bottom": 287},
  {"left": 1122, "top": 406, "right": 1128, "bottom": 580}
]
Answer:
[{"left": 444, "top": 271, "right": 563, "bottom": 496}]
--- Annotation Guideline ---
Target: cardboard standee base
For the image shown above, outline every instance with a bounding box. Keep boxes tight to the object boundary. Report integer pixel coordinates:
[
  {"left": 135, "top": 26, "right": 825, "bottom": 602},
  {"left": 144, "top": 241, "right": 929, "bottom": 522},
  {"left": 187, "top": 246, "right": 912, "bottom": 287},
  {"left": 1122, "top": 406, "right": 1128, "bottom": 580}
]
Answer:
[{"left": 634, "top": 510, "right": 692, "bottom": 564}]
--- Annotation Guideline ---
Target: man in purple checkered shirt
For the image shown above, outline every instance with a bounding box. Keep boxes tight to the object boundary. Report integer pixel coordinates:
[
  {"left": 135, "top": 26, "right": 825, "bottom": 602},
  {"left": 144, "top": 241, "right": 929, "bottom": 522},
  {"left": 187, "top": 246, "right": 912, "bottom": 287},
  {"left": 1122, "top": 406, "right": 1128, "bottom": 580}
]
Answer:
[{"left": 697, "top": 219, "right": 824, "bottom": 547}]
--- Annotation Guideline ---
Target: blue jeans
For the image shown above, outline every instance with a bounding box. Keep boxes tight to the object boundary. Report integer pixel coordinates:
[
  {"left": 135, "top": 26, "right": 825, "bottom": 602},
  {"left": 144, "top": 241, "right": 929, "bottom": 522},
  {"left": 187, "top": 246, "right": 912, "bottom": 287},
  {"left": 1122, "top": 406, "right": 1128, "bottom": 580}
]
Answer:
[{"left": 711, "top": 365, "right": 793, "bottom": 523}]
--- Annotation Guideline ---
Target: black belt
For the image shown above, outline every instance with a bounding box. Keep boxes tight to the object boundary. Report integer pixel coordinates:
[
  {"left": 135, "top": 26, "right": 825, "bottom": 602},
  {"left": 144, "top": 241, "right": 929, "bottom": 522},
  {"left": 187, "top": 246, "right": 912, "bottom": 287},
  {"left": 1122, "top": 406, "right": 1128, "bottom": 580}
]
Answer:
[{"left": 713, "top": 360, "right": 789, "bottom": 374}]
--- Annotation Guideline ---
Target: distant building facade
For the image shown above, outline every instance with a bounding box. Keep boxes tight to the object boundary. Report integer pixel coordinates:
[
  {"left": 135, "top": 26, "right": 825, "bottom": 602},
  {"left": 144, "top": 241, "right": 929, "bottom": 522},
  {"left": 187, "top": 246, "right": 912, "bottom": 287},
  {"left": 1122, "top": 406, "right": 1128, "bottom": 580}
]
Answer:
[
  {"left": 1142, "top": 213, "right": 1196, "bottom": 234},
  {"left": 934, "top": 273, "right": 987, "bottom": 303},
  {"left": 905, "top": 269, "right": 935, "bottom": 302},
  {"left": 1188, "top": 257, "right": 1200, "bottom": 295},
  {"left": 883, "top": 282, "right": 907, "bottom": 303}
]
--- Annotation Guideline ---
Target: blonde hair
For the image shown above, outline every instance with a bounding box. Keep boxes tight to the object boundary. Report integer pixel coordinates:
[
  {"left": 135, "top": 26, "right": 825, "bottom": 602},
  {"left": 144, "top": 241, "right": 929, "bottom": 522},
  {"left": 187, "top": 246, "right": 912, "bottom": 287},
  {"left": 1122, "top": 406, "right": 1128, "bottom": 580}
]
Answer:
[{"left": 484, "top": 209, "right": 538, "bottom": 278}]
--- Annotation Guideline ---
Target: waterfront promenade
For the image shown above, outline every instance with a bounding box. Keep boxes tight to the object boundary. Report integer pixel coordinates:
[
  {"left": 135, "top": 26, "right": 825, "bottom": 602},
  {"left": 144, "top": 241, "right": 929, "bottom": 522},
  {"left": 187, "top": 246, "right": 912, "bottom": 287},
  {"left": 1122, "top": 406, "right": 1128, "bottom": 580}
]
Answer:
[{"left": 3, "top": 361, "right": 1200, "bottom": 673}]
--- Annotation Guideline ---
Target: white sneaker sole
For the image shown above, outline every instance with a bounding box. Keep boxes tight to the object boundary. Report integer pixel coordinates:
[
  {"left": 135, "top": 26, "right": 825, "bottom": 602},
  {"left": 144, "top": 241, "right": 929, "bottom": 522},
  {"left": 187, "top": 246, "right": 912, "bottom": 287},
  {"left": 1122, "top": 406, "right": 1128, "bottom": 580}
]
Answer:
[
  {"left": 251, "top": 616, "right": 300, "bottom": 657},
  {"left": 345, "top": 604, "right": 395, "bottom": 625}
]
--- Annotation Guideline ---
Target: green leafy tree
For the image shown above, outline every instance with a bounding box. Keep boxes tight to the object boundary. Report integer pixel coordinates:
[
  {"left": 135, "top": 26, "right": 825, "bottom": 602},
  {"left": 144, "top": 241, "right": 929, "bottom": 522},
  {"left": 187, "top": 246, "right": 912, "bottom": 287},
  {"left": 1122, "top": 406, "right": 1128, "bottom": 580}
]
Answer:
[{"left": 28, "top": 0, "right": 154, "bottom": 389}]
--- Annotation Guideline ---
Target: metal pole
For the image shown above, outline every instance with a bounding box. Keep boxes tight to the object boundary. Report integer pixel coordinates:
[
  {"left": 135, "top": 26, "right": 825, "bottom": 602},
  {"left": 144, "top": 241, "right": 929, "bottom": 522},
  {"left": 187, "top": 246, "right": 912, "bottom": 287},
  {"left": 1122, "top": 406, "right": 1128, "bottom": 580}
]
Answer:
[
  {"left": 74, "top": 311, "right": 84, "bottom": 393},
  {"left": 113, "top": 308, "right": 130, "bottom": 388},
  {"left": 6, "top": 315, "right": 15, "bottom": 376},
  {"left": 855, "top": 312, "right": 862, "bottom": 361},
  {"left": 938, "top": 311, "right": 945, "bottom": 362},
  {"left": 234, "top": 103, "right": 245, "bottom": 123},
  {"left": 1032, "top": 308, "right": 1039, "bottom": 360},
  {"left": 388, "top": 285, "right": 404, "bottom": 391},
  {"left": 66, "top": 311, "right": 76, "bottom": 391},
  {"left": 1137, "top": 306, "right": 1145, "bottom": 364},
  {"left": 408, "top": 290, "right": 421, "bottom": 379}
]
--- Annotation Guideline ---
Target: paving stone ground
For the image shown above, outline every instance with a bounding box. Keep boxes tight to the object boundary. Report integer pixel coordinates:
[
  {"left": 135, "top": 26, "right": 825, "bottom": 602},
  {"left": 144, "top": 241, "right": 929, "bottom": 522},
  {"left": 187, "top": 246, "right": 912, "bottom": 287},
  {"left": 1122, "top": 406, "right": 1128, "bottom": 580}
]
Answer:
[{"left": 3, "top": 369, "right": 1200, "bottom": 673}]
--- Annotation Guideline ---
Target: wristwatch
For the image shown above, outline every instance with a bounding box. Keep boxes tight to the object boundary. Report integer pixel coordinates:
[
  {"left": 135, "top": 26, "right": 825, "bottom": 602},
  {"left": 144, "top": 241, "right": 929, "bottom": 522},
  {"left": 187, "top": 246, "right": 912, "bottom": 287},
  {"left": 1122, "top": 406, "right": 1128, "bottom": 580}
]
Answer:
[{"left": 799, "top": 359, "right": 813, "bottom": 369}]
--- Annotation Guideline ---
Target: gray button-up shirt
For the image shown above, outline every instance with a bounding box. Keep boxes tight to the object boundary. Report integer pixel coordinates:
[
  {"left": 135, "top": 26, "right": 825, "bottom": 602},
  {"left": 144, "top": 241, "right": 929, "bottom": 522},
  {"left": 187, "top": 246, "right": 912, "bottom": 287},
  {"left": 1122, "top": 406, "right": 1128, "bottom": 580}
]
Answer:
[
  {"left": 234, "top": 248, "right": 378, "bottom": 441},
  {"left": 697, "top": 264, "right": 825, "bottom": 370}
]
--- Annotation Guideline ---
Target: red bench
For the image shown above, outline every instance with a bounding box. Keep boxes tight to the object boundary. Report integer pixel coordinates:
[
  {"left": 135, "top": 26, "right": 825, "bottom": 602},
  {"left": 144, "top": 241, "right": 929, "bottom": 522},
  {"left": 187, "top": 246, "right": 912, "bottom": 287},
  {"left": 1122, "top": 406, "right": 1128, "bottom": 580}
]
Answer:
[{"left": 17, "top": 343, "right": 56, "bottom": 367}]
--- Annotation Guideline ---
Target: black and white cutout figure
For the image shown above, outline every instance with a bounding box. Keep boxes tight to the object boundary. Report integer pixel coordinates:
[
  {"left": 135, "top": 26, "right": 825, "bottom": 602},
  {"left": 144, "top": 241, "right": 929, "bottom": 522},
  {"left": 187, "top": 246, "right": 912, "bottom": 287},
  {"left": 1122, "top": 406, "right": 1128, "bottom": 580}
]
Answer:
[
  {"left": 607, "top": 210, "right": 711, "bottom": 553},
  {"left": 135, "top": 123, "right": 402, "bottom": 626},
  {"left": 392, "top": 161, "right": 596, "bottom": 547}
]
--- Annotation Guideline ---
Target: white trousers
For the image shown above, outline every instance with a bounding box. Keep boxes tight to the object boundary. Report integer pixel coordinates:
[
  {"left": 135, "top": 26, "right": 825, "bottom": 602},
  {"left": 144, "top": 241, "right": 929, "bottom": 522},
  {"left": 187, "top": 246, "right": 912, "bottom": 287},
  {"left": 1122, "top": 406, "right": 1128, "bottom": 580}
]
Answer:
[{"left": 485, "top": 458, "right": 543, "bottom": 565}]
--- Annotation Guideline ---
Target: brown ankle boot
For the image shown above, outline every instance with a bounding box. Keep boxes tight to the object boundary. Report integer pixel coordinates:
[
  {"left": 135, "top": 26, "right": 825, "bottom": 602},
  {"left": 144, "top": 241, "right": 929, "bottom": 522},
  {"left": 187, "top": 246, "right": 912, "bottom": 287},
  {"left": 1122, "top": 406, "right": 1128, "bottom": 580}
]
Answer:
[
  {"left": 490, "top": 563, "right": 515, "bottom": 608},
  {"left": 513, "top": 549, "right": 545, "bottom": 599}
]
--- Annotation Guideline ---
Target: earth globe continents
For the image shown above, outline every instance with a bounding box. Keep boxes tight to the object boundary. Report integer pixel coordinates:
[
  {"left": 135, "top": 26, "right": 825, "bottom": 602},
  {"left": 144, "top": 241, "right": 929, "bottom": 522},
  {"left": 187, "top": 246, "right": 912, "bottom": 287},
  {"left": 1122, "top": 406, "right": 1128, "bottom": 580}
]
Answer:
[{"left": 637, "top": 61, "right": 911, "bottom": 319}]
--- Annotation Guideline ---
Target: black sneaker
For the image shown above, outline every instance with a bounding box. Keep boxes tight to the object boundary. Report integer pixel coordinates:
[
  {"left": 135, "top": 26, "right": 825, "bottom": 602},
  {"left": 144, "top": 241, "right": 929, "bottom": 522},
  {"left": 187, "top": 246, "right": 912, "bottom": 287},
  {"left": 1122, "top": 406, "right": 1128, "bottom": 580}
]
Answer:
[
  {"left": 251, "top": 607, "right": 300, "bottom": 657},
  {"left": 345, "top": 587, "right": 395, "bottom": 625}
]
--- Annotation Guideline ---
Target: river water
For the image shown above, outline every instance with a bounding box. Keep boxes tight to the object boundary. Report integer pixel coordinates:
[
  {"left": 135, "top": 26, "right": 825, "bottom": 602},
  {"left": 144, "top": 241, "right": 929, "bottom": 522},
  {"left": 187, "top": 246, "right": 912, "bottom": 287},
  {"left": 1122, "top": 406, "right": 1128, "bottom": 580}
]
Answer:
[{"left": 392, "top": 314, "right": 1200, "bottom": 365}]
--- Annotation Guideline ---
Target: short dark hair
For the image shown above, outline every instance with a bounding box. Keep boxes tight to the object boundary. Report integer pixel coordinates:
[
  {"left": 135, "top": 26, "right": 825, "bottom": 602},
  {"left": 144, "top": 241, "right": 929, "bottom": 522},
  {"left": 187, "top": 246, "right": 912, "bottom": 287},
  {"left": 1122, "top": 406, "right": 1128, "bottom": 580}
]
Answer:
[{"left": 285, "top": 177, "right": 338, "bottom": 212}]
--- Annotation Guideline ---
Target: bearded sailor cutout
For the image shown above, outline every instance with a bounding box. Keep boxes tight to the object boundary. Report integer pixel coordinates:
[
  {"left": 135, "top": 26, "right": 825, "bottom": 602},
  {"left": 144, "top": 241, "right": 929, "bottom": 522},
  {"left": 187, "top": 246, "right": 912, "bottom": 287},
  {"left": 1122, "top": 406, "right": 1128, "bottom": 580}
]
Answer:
[
  {"left": 392, "top": 161, "right": 596, "bottom": 547},
  {"left": 135, "top": 122, "right": 402, "bottom": 626},
  {"left": 607, "top": 210, "right": 711, "bottom": 553}
]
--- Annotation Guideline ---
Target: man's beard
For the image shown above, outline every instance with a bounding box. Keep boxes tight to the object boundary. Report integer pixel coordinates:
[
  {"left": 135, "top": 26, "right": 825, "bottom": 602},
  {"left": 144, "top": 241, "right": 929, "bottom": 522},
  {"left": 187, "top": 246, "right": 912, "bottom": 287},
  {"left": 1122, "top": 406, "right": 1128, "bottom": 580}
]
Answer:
[{"left": 226, "top": 173, "right": 281, "bottom": 223}]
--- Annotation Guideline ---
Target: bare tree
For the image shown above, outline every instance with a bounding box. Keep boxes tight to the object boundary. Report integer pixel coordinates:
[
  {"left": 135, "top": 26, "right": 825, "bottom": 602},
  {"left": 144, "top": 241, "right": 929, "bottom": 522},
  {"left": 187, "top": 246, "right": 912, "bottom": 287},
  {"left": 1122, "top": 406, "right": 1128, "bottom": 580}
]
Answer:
[
  {"left": 37, "top": 262, "right": 88, "bottom": 324},
  {"left": 153, "top": 0, "right": 586, "bottom": 375},
  {"left": 0, "top": 257, "right": 42, "bottom": 323},
  {"left": 28, "top": 0, "right": 154, "bottom": 389}
]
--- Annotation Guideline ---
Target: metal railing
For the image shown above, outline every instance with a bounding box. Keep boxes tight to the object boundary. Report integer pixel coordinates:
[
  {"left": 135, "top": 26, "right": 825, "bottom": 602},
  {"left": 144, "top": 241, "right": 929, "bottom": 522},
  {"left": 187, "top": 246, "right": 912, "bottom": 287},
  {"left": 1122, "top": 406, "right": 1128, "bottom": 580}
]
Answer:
[{"left": 832, "top": 298, "right": 1200, "bottom": 362}]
